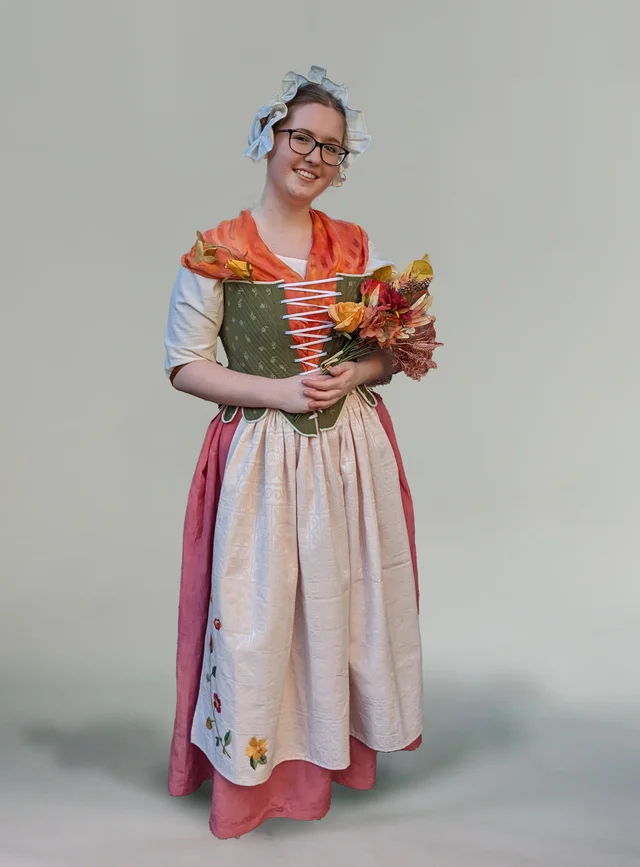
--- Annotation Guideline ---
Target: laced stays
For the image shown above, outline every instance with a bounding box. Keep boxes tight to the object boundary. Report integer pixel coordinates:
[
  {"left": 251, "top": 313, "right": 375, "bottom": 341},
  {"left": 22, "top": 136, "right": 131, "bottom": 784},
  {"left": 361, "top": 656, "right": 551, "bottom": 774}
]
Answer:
[{"left": 280, "top": 276, "right": 343, "bottom": 375}]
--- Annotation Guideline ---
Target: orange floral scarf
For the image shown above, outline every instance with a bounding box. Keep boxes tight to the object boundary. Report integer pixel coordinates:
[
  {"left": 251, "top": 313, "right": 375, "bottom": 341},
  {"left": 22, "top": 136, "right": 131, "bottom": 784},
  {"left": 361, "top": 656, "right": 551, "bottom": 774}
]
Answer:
[{"left": 182, "top": 209, "right": 369, "bottom": 369}]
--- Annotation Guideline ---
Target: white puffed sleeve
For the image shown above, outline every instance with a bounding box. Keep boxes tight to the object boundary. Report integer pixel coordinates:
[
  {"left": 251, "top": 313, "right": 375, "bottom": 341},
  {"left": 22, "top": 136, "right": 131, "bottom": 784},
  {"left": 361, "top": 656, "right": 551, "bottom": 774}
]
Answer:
[
  {"left": 366, "top": 240, "right": 396, "bottom": 274},
  {"left": 164, "top": 266, "right": 224, "bottom": 378}
]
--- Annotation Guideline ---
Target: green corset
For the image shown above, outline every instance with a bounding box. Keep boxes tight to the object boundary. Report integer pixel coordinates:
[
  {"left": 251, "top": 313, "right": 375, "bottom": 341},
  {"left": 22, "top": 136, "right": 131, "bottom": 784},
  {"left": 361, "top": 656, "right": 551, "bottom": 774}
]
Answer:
[{"left": 218, "top": 274, "right": 377, "bottom": 436}]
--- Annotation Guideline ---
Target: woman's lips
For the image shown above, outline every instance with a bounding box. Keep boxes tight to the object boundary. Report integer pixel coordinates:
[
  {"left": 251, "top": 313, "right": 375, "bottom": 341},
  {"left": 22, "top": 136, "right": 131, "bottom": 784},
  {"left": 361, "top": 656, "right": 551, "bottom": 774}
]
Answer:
[{"left": 294, "top": 169, "right": 319, "bottom": 182}]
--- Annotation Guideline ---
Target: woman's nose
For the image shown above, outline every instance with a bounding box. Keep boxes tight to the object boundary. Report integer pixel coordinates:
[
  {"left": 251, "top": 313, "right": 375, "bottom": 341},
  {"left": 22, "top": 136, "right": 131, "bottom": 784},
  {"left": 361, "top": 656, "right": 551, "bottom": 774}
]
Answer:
[{"left": 304, "top": 146, "right": 322, "bottom": 165}]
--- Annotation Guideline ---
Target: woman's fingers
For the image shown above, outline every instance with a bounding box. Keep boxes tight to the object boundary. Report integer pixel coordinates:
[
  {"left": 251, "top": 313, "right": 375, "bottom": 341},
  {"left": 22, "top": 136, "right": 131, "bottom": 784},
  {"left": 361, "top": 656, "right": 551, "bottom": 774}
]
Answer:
[
  {"left": 303, "top": 386, "right": 342, "bottom": 402},
  {"left": 302, "top": 371, "right": 352, "bottom": 409},
  {"left": 302, "top": 375, "right": 335, "bottom": 392}
]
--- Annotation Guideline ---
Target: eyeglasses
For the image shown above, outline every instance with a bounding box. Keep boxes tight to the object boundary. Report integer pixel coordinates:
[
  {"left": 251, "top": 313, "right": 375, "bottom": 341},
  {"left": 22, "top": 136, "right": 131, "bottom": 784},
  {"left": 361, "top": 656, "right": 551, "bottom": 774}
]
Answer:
[{"left": 276, "top": 129, "right": 349, "bottom": 166}]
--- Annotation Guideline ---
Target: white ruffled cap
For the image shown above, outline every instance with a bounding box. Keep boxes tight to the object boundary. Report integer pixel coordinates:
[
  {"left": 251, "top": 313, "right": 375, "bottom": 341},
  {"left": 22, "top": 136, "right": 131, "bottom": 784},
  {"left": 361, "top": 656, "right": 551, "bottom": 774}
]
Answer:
[{"left": 243, "top": 65, "right": 371, "bottom": 171}]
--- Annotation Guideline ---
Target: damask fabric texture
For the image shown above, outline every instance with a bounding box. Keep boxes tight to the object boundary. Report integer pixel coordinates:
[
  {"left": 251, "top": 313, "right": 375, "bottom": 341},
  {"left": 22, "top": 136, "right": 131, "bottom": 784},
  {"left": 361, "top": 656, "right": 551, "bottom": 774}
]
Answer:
[
  {"left": 190, "top": 390, "right": 423, "bottom": 786},
  {"left": 168, "top": 395, "right": 422, "bottom": 839}
]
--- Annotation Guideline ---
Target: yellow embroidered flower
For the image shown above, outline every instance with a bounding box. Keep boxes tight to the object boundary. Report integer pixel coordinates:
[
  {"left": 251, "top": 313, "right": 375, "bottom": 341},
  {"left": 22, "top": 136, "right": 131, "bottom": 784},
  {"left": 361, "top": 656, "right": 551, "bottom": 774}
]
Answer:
[
  {"left": 225, "top": 259, "right": 254, "bottom": 280},
  {"left": 328, "top": 301, "right": 365, "bottom": 334},
  {"left": 245, "top": 737, "right": 268, "bottom": 769}
]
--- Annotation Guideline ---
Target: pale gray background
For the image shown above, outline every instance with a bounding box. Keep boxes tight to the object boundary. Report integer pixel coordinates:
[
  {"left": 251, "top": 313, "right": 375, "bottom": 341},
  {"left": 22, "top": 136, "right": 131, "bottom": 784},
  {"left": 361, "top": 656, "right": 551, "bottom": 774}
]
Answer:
[{"left": 1, "top": 1, "right": 639, "bottom": 865}]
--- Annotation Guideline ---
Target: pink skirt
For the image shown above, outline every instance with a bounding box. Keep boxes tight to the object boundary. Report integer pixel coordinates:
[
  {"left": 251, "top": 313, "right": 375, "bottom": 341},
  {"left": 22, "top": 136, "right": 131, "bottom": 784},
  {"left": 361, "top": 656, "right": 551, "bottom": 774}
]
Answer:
[{"left": 168, "top": 395, "right": 421, "bottom": 838}]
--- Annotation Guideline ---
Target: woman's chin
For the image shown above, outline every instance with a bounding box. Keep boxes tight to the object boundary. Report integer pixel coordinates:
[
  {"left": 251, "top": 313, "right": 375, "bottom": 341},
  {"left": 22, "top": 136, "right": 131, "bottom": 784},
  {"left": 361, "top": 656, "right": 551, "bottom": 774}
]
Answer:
[{"left": 286, "top": 181, "right": 328, "bottom": 203}]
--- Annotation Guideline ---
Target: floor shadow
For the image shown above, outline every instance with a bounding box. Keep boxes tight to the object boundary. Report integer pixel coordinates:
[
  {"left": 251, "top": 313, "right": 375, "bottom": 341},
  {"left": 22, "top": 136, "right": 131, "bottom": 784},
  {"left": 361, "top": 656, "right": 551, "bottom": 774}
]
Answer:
[
  {"left": 21, "top": 672, "right": 545, "bottom": 838},
  {"left": 333, "top": 672, "right": 539, "bottom": 804},
  {"left": 249, "top": 674, "right": 545, "bottom": 840},
  {"left": 22, "top": 714, "right": 175, "bottom": 795}
]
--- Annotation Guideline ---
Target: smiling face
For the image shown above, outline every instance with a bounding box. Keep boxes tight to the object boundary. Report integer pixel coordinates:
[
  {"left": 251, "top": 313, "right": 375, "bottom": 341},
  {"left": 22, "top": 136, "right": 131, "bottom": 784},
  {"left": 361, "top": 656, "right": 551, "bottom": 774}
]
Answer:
[{"left": 266, "top": 102, "right": 347, "bottom": 204}]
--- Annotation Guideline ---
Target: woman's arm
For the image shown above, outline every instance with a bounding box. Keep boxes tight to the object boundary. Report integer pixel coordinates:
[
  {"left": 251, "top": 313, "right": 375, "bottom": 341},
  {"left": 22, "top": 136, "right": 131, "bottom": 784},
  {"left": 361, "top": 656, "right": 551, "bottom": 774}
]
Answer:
[
  {"left": 171, "top": 351, "right": 393, "bottom": 415},
  {"left": 166, "top": 267, "right": 317, "bottom": 415},
  {"left": 171, "top": 360, "right": 324, "bottom": 416},
  {"left": 355, "top": 349, "right": 395, "bottom": 385}
]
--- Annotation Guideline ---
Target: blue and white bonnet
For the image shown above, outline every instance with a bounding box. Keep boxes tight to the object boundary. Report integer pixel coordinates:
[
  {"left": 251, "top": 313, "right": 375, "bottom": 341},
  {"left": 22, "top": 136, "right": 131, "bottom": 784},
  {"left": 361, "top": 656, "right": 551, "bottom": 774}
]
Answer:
[{"left": 243, "top": 65, "right": 371, "bottom": 184}]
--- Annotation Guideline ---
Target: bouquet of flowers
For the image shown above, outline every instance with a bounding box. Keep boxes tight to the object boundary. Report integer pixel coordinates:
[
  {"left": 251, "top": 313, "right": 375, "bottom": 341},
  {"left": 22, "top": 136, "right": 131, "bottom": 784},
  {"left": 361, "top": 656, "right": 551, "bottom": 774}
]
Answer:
[{"left": 324, "top": 255, "right": 442, "bottom": 380}]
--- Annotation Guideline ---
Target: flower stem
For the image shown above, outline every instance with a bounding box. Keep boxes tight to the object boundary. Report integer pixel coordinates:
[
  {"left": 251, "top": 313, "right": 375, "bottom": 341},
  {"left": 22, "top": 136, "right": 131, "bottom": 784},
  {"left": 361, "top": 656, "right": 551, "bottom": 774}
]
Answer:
[{"left": 321, "top": 340, "right": 376, "bottom": 370}]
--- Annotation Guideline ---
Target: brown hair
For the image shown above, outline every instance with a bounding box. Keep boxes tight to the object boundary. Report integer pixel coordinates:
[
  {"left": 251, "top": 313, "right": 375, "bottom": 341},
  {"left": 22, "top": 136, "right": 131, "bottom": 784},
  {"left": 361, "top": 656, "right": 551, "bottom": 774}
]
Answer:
[{"left": 270, "top": 83, "right": 349, "bottom": 148}]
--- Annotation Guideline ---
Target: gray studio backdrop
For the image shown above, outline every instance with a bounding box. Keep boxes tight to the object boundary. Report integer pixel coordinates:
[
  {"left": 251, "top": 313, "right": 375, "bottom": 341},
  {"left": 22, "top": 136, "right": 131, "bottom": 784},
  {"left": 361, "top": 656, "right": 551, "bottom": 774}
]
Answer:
[{"left": 2, "top": 1, "right": 639, "bottom": 727}]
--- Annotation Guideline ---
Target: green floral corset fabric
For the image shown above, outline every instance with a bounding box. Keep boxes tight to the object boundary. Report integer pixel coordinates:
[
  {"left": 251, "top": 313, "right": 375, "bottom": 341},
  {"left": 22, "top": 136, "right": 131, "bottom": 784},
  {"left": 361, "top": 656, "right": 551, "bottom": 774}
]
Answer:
[{"left": 218, "top": 274, "right": 377, "bottom": 436}]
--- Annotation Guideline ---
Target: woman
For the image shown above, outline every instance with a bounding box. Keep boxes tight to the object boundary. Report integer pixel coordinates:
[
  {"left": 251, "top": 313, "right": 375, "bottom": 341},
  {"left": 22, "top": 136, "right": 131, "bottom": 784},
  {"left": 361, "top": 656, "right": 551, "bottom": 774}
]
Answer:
[{"left": 164, "top": 66, "right": 424, "bottom": 838}]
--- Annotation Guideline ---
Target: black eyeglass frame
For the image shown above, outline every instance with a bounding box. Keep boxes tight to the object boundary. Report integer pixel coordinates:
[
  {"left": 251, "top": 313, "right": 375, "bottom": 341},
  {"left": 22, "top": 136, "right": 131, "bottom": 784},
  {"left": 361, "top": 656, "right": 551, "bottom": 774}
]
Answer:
[{"left": 275, "top": 129, "right": 350, "bottom": 166}]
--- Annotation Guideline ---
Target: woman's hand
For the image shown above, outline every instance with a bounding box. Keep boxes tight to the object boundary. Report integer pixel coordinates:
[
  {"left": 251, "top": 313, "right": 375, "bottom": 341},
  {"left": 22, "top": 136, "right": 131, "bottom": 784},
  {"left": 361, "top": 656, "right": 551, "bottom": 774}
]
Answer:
[
  {"left": 301, "top": 362, "right": 364, "bottom": 412},
  {"left": 272, "top": 352, "right": 394, "bottom": 415},
  {"left": 274, "top": 374, "right": 315, "bottom": 415}
]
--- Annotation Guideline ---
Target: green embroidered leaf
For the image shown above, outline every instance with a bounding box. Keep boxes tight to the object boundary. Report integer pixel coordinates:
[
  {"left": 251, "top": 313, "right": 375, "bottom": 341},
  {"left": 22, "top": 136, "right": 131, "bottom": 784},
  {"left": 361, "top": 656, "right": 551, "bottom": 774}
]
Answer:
[
  {"left": 205, "top": 674, "right": 211, "bottom": 682},
  {"left": 216, "top": 737, "right": 221, "bottom": 746},
  {"left": 250, "top": 757, "right": 257, "bottom": 770},
  {"left": 258, "top": 754, "right": 268, "bottom": 766},
  {"left": 212, "top": 666, "right": 217, "bottom": 678},
  {"left": 224, "top": 731, "right": 232, "bottom": 746}
]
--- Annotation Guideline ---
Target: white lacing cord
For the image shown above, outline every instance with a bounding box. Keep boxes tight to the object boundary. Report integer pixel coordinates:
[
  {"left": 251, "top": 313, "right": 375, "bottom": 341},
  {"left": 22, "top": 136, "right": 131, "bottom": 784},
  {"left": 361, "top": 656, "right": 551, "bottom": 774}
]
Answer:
[
  {"left": 280, "top": 276, "right": 343, "bottom": 376},
  {"left": 279, "top": 276, "right": 343, "bottom": 421}
]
